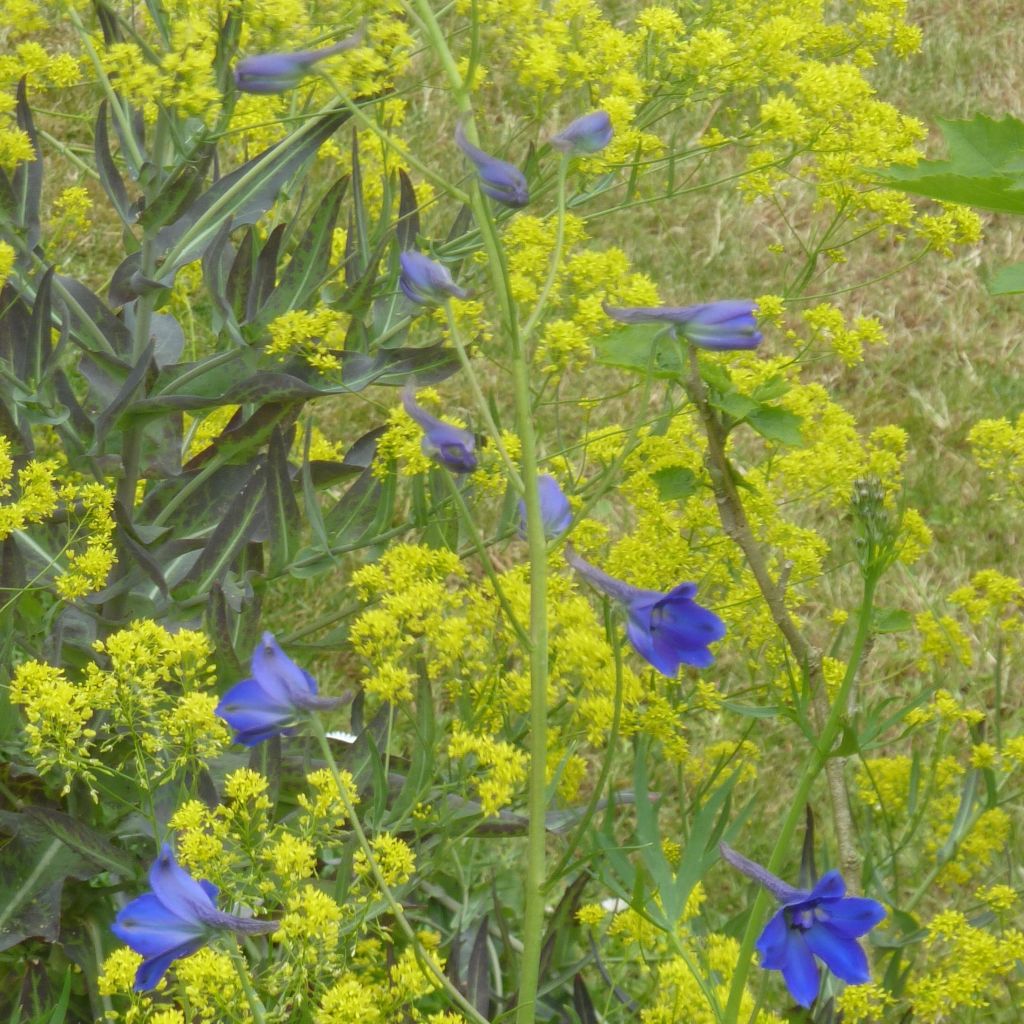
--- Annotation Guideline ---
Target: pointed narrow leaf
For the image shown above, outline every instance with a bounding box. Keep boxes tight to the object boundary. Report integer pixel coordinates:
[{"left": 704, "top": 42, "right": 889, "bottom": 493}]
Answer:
[
  {"left": 257, "top": 175, "right": 348, "bottom": 325},
  {"left": 466, "top": 916, "right": 490, "bottom": 1016},
  {"left": 12, "top": 78, "right": 42, "bottom": 249},
  {"left": 396, "top": 168, "right": 420, "bottom": 251},
  {"left": 227, "top": 226, "right": 256, "bottom": 325},
  {"left": 138, "top": 144, "right": 215, "bottom": 230},
  {"left": 247, "top": 222, "right": 285, "bottom": 321},
  {"left": 265, "top": 426, "right": 301, "bottom": 574},
  {"left": 93, "top": 340, "right": 154, "bottom": 446},
  {"left": 157, "top": 107, "right": 348, "bottom": 272},
  {"left": 95, "top": 103, "right": 133, "bottom": 224},
  {"left": 55, "top": 275, "right": 133, "bottom": 357}
]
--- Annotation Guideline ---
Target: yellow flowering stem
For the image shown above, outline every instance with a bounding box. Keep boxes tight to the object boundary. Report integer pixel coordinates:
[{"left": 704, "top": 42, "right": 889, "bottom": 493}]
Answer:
[
  {"left": 438, "top": 470, "right": 530, "bottom": 647},
  {"left": 228, "top": 942, "right": 268, "bottom": 1024},
  {"left": 519, "top": 156, "right": 568, "bottom": 346},
  {"left": 442, "top": 301, "right": 524, "bottom": 492},
  {"left": 408, "top": 8, "right": 550, "bottom": 1018},
  {"left": 308, "top": 715, "right": 490, "bottom": 1024}
]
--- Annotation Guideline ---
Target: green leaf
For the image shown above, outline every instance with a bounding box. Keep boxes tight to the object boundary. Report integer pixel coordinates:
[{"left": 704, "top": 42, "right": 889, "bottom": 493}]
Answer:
[
  {"left": 872, "top": 606, "right": 914, "bottom": 633},
  {"left": 745, "top": 406, "right": 804, "bottom": 446},
  {"left": 592, "top": 323, "right": 682, "bottom": 378},
  {"left": 877, "top": 115, "right": 1024, "bottom": 214},
  {"left": 395, "top": 167, "right": 420, "bottom": 252},
  {"left": 94, "top": 102, "right": 133, "bottom": 225},
  {"left": 988, "top": 260, "right": 1024, "bottom": 295},
  {"left": 256, "top": 175, "right": 348, "bottom": 326},
  {"left": 710, "top": 390, "right": 758, "bottom": 421},
  {"left": 651, "top": 466, "right": 697, "bottom": 502},
  {"left": 157, "top": 106, "right": 348, "bottom": 273},
  {"left": 265, "top": 426, "right": 301, "bottom": 575},
  {"left": 138, "top": 143, "right": 215, "bottom": 231},
  {"left": 12, "top": 78, "right": 42, "bottom": 250},
  {"left": 23, "top": 807, "right": 136, "bottom": 877}
]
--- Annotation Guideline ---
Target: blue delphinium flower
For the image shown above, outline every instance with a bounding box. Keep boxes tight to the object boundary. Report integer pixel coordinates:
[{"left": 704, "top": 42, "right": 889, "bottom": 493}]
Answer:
[
  {"left": 550, "top": 111, "right": 613, "bottom": 155},
  {"left": 233, "top": 26, "right": 364, "bottom": 94},
  {"left": 216, "top": 632, "right": 341, "bottom": 747},
  {"left": 399, "top": 250, "right": 470, "bottom": 306},
  {"left": 111, "top": 844, "right": 277, "bottom": 991},
  {"left": 455, "top": 122, "right": 529, "bottom": 208},
  {"left": 603, "top": 299, "right": 763, "bottom": 351},
  {"left": 518, "top": 474, "right": 573, "bottom": 539},
  {"left": 402, "top": 387, "right": 477, "bottom": 473},
  {"left": 719, "top": 842, "right": 887, "bottom": 1008},
  {"left": 565, "top": 547, "right": 725, "bottom": 673}
]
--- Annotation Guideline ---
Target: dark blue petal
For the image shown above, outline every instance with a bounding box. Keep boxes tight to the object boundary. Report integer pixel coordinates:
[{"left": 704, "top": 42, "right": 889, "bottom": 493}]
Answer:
[
  {"left": 550, "top": 111, "right": 613, "bottom": 155},
  {"left": 216, "top": 678, "right": 295, "bottom": 745},
  {"left": 218, "top": 677, "right": 293, "bottom": 717},
  {"left": 519, "top": 474, "right": 572, "bottom": 539},
  {"left": 820, "top": 896, "right": 887, "bottom": 938},
  {"left": 804, "top": 922, "right": 870, "bottom": 985},
  {"left": 402, "top": 388, "right": 477, "bottom": 473},
  {"left": 807, "top": 870, "right": 846, "bottom": 903},
  {"left": 147, "top": 844, "right": 216, "bottom": 921},
  {"left": 399, "top": 250, "right": 469, "bottom": 305},
  {"left": 778, "top": 930, "right": 821, "bottom": 1008},
  {"left": 112, "top": 893, "right": 203, "bottom": 958},
  {"left": 233, "top": 29, "right": 364, "bottom": 94},
  {"left": 132, "top": 937, "right": 207, "bottom": 992},
  {"left": 755, "top": 908, "right": 791, "bottom": 968},
  {"left": 455, "top": 122, "right": 529, "bottom": 208},
  {"left": 252, "top": 632, "right": 317, "bottom": 705},
  {"left": 200, "top": 880, "right": 218, "bottom": 903}
]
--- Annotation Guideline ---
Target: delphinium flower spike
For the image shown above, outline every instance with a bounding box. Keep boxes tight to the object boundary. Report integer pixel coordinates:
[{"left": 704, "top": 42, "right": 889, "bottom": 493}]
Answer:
[
  {"left": 399, "top": 250, "right": 470, "bottom": 306},
  {"left": 216, "top": 632, "right": 341, "bottom": 746},
  {"left": 565, "top": 547, "right": 725, "bottom": 673},
  {"left": 719, "top": 842, "right": 886, "bottom": 1008},
  {"left": 233, "top": 24, "right": 365, "bottom": 94},
  {"left": 550, "top": 110, "right": 613, "bottom": 155},
  {"left": 603, "top": 299, "right": 763, "bottom": 351},
  {"left": 111, "top": 844, "right": 277, "bottom": 991},
  {"left": 454, "top": 121, "right": 529, "bottom": 208},
  {"left": 519, "top": 473, "right": 572, "bottom": 540},
  {"left": 402, "top": 387, "right": 477, "bottom": 473}
]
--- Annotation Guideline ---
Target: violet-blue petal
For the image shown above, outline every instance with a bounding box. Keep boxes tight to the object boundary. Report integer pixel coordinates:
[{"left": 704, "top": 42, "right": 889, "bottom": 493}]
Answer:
[
  {"left": 399, "top": 250, "right": 470, "bottom": 305},
  {"left": 401, "top": 388, "right": 477, "bottom": 473},
  {"left": 111, "top": 893, "right": 203, "bottom": 958},
  {"left": 216, "top": 679, "right": 296, "bottom": 747},
  {"left": 602, "top": 299, "right": 763, "bottom": 351},
  {"left": 819, "top": 896, "right": 888, "bottom": 938},
  {"left": 234, "top": 28, "right": 364, "bottom": 94},
  {"left": 804, "top": 923, "right": 871, "bottom": 985},
  {"left": 147, "top": 844, "right": 216, "bottom": 920},
  {"left": 252, "top": 632, "right": 318, "bottom": 705},
  {"left": 519, "top": 474, "right": 572, "bottom": 539},
  {"left": 550, "top": 110, "right": 613, "bottom": 155},
  {"left": 132, "top": 938, "right": 207, "bottom": 992},
  {"left": 777, "top": 931, "right": 821, "bottom": 1008},
  {"left": 455, "top": 122, "right": 529, "bottom": 208}
]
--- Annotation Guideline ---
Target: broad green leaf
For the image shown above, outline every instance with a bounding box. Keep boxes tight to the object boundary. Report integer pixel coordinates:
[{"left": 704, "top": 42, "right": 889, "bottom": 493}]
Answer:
[
  {"left": 877, "top": 115, "right": 1024, "bottom": 214},
  {"left": 746, "top": 406, "right": 804, "bottom": 446},
  {"left": 872, "top": 606, "right": 913, "bottom": 633},
  {"left": 23, "top": 807, "right": 136, "bottom": 877},
  {"left": 592, "top": 323, "right": 682, "bottom": 378},
  {"left": 651, "top": 466, "right": 697, "bottom": 502},
  {"left": 988, "top": 260, "right": 1024, "bottom": 295}
]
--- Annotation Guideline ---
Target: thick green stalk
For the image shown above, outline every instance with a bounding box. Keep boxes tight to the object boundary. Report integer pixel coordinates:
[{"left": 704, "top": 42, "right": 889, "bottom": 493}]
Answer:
[{"left": 722, "top": 571, "right": 878, "bottom": 1023}]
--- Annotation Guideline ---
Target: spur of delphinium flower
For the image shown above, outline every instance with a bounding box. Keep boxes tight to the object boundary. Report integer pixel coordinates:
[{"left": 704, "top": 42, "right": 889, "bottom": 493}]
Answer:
[
  {"left": 564, "top": 547, "right": 725, "bottom": 673},
  {"left": 399, "top": 250, "right": 470, "bottom": 306},
  {"left": 603, "top": 299, "right": 763, "bottom": 351},
  {"left": 111, "top": 844, "right": 277, "bottom": 991},
  {"left": 233, "top": 24, "right": 365, "bottom": 93},
  {"left": 519, "top": 473, "right": 573, "bottom": 540},
  {"left": 216, "top": 632, "right": 341, "bottom": 746},
  {"left": 719, "top": 842, "right": 886, "bottom": 1008},
  {"left": 454, "top": 121, "right": 529, "bottom": 208},
  {"left": 550, "top": 110, "right": 613, "bottom": 155},
  {"left": 402, "top": 386, "right": 477, "bottom": 473}
]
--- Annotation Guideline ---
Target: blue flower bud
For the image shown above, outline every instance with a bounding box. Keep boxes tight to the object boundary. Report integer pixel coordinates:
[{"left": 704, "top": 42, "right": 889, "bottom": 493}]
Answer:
[
  {"left": 566, "top": 547, "right": 725, "bottom": 674},
  {"left": 550, "top": 110, "right": 613, "bottom": 155},
  {"left": 402, "top": 387, "right": 477, "bottom": 473},
  {"left": 720, "top": 843, "right": 887, "bottom": 1009},
  {"left": 233, "top": 26, "right": 364, "bottom": 94},
  {"left": 399, "top": 250, "right": 470, "bottom": 306},
  {"left": 518, "top": 474, "right": 573, "bottom": 539},
  {"left": 603, "top": 299, "right": 763, "bottom": 351},
  {"left": 455, "top": 122, "right": 529, "bottom": 208},
  {"left": 111, "top": 844, "right": 277, "bottom": 991}
]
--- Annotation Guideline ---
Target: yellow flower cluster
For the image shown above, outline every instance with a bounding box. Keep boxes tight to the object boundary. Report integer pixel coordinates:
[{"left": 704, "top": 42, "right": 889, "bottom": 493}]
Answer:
[
  {"left": 448, "top": 722, "right": 529, "bottom": 816},
  {"left": 11, "top": 620, "right": 222, "bottom": 794},
  {"left": 968, "top": 412, "right": 1024, "bottom": 501},
  {"left": 266, "top": 306, "right": 350, "bottom": 375}
]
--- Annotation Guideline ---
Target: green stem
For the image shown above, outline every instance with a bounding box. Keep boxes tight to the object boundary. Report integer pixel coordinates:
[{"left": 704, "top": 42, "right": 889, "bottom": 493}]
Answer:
[
  {"left": 439, "top": 470, "right": 530, "bottom": 647},
  {"left": 722, "top": 572, "right": 878, "bottom": 1023},
  {"left": 520, "top": 156, "right": 567, "bottom": 346},
  {"left": 309, "top": 717, "right": 490, "bottom": 1024},
  {"left": 443, "top": 301, "right": 523, "bottom": 491},
  {"left": 229, "top": 944, "right": 268, "bottom": 1024}
]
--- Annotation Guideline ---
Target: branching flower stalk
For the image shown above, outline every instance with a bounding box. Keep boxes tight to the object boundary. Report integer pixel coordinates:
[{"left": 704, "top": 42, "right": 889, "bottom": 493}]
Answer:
[{"left": 682, "top": 347, "right": 879, "bottom": 1021}]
